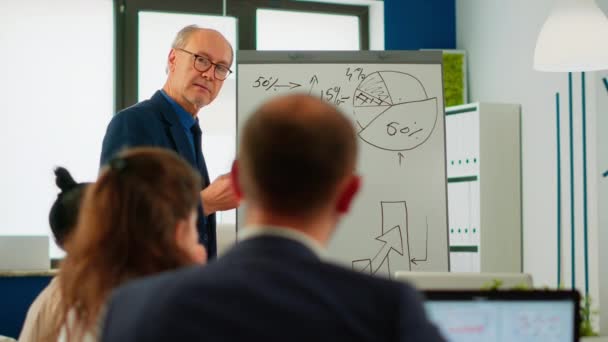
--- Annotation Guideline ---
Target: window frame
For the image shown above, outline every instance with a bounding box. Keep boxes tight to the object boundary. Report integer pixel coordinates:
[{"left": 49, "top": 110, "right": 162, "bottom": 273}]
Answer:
[{"left": 114, "top": 0, "right": 369, "bottom": 111}]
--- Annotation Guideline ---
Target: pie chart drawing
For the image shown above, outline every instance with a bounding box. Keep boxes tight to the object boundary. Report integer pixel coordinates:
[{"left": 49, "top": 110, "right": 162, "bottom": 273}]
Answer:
[{"left": 353, "top": 71, "right": 438, "bottom": 151}]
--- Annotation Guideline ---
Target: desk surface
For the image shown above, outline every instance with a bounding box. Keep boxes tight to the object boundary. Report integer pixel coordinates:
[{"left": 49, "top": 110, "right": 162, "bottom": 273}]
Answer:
[
  {"left": 0, "top": 270, "right": 57, "bottom": 277},
  {"left": 582, "top": 337, "right": 608, "bottom": 341}
]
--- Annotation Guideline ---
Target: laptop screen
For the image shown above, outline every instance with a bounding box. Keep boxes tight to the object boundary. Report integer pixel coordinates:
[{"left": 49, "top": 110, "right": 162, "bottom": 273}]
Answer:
[{"left": 423, "top": 290, "right": 580, "bottom": 342}]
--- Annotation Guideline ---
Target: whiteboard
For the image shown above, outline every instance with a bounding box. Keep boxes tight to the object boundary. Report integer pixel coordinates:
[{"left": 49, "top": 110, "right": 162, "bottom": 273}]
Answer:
[{"left": 237, "top": 51, "right": 449, "bottom": 276}]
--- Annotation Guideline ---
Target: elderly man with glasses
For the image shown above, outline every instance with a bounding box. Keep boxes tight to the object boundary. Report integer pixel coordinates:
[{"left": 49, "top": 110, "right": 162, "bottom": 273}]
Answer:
[{"left": 100, "top": 25, "right": 237, "bottom": 259}]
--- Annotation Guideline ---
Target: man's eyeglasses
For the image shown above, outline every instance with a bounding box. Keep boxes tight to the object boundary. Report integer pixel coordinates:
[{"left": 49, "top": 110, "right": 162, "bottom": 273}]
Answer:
[{"left": 176, "top": 48, "right": 233, "bottom": 81}]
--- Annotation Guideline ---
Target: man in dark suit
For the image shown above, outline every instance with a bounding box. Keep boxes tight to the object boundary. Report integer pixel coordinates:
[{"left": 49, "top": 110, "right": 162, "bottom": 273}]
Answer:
[
  {"left": 100, "top": 25, "right": 238, "bottom": 258},
  {"left": 101, "top": 94, "right": 446, "bottom": 342}
]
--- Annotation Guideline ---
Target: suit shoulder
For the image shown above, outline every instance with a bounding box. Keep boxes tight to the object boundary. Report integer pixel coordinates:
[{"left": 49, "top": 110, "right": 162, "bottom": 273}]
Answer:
[
  {"left": 323, "top": 267, "right": 442, "bottom": 340},
  {"left": 322, "top": 262, "right": 415, "bottom": 291},
  {"left": 112, "top": 98, "right": 162, "bottom": 124},
  {"left": 102, "top": 267, "right": 199, "bottom": 340},
  {"left": 103, "top": 98, "right": 166, "bottom": 142}
]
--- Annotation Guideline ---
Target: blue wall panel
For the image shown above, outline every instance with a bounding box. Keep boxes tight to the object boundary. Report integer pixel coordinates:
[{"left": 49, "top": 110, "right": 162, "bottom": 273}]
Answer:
[{"left": 385, "top": 0, "right": 456, "bottom": 50}]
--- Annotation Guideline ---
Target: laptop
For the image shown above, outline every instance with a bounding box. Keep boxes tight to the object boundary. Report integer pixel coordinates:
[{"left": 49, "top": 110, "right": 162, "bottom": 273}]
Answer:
[{"left": 424, "top": 290, "right": 580, "bottom": 342}]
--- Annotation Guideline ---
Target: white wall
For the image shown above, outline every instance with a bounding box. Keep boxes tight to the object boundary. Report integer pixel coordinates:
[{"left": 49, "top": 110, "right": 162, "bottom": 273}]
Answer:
[
  {"left": 595, "top": 1, "right": 608, "bottom": 335},
  {"left": 457, "top": 0, "right": 606, "bottom": 330},
  {"left": 0, "top": 0, "right": 114, "bottom": 258}
]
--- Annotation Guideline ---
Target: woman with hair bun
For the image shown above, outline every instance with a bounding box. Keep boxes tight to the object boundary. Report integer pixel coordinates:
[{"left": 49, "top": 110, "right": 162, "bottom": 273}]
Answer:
[{"left": 19, "top": 167, "right": 89, "bottom": 342}]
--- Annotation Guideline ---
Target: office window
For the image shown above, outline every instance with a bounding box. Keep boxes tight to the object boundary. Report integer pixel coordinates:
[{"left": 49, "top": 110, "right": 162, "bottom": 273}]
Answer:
[
  {"left": 299, "top": 0, "right": 384, "bottom": 50},
  {"left": 0, "top": 0, "right": 114, "bottom": 258},
  {"left": 257, "top": 9, "right": 360, "bottom": 50}
]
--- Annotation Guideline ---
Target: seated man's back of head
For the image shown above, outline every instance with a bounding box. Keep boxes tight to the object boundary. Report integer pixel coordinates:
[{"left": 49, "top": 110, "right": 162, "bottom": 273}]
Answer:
[{"left": 101, "top": 94, "right": 445, "bottom": 342}]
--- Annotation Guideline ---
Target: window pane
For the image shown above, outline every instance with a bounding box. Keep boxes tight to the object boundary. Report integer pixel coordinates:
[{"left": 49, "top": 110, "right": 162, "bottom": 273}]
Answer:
[
  {"left": 0, "top": 0, "right": 114, "bottom": 259},
  {"left": 256, "top": 9, "right": 360, "bottom": 50}
]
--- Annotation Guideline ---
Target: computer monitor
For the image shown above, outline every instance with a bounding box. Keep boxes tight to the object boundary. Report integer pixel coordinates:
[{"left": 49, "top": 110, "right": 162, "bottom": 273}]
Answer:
[{"left": 423, "top": 290, "right": 580, "bottom": 342}]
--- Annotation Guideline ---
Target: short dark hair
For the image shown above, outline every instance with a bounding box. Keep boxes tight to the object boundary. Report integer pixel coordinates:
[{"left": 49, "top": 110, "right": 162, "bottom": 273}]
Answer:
[
  {"left": 48, "top": 167, "right": 89, "bottom": 248},
  {"left": 239, "top": 94, "right": 357, "bottom": 217}
]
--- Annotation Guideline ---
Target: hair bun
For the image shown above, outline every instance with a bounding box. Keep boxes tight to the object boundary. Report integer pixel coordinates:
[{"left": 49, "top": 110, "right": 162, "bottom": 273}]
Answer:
[{"left": 54, "top": 167, "right": 78, "bottom": 192}]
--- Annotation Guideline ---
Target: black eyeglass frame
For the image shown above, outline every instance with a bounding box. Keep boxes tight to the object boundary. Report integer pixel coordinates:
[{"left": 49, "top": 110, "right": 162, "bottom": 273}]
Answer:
[{"left": 175, "top": 48, "right": 233, "bottom": 80}]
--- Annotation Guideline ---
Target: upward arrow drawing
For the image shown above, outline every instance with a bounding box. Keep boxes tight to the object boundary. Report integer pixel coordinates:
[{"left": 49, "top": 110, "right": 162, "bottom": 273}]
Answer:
[
  {"left": 308, "top": 75, "right": 319, "bottom": 95},
  {"left": 398, "top": 152, "right": 405, "bottom": 166},
  {"left": 356, "top": 225, "right": 404, "bottom": 274},
  {"left": 352, "top": 201, "right": 409, "bottom": 277}
]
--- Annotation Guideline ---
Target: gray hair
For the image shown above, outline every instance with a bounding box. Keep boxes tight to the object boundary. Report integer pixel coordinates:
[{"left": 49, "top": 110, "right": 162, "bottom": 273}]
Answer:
[
  {"left": 165, "top": 25, "right": 234, "bottom": 74},
  {"left": 165, "top": 25, "right": 201, "bottom": 74},
  {"left": 171, "top": 24, "right": 202, "bottom": 49}
]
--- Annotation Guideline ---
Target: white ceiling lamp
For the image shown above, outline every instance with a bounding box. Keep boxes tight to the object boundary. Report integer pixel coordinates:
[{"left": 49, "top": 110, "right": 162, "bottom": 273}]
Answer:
[{"left": 534, "top": 0, "right": 608, "bottom": 72}]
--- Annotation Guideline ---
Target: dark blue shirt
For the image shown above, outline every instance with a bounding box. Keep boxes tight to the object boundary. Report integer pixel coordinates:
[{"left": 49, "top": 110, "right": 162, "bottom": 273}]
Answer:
[{"left": 160, "top": 90, "right": 197, "bottom": 156}]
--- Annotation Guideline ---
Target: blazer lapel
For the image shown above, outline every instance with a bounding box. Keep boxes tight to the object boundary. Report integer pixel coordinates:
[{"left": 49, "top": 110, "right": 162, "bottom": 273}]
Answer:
[
  {"left": 170, "top": 125, "right": 197, "bottom": 167},
  {"left": 153, "top": 91, "right": 198, "bottom": 168}
]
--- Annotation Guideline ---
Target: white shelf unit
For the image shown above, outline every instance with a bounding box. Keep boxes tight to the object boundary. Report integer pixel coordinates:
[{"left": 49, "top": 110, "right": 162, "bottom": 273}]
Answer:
[{"left": 445, "top": 103, "right": 522, "bottom": 273}]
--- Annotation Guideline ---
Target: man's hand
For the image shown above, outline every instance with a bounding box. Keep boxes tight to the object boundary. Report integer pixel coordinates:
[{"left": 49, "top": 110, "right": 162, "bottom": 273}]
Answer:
[{"left": 201, "top": 173, "right": 239, "bottom": 216}]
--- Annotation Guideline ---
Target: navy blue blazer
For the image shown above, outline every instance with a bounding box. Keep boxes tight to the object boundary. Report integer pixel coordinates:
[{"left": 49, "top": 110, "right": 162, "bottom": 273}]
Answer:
[
  {"left": 100, "top": 91, "right": 217, "bottom": 257},
  {"left": 101, "top": 236, "right": 446, "bottom": 342}
]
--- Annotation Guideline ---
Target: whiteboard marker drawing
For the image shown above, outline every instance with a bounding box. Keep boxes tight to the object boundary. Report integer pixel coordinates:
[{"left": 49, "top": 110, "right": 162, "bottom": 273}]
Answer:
[
  {"left": 410, "top": 217, "right": 429, "bottom": 266},
  {"left": 252, "top": 76, "right": 301, "bottom": 91},
  {"left": 353, "top": 71, "right": 438, "bottom": 153},
  {"left": 239, "top": 51, "right": 449, "bottom": 273},
  {"left": 352, "top": 201, "right": 410, "bottom": 277}
]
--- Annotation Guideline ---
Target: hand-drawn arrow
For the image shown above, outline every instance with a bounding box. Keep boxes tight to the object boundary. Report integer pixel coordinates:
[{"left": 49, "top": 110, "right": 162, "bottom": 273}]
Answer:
[
  {"left": 274, "top": 82, "right": 301, "bottom": 90},
  {"left": 603, "top": 77, "right": 608, "bottom": 92},
  {"left": 398, "top": 152, "right": 405, "bottom": 166},
  {"left": 410, "top": 217, "right": 429, "bottom": 265},
  {"left": 354, "top": 225, "right": 404, "bottom": 274},
  {"left": 308, "top": 75, "right": 319, "bottom": 94},
  {"left": 372, "top": 225, "right": 404, "bottom": 273}
]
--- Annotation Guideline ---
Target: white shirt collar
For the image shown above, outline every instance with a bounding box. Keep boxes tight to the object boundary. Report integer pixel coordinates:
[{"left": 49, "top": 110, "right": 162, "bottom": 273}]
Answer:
[{"left": 238, "top": 225, "right": 325, "bottom": 258}]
